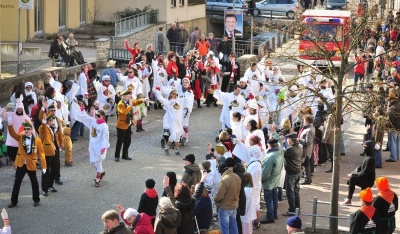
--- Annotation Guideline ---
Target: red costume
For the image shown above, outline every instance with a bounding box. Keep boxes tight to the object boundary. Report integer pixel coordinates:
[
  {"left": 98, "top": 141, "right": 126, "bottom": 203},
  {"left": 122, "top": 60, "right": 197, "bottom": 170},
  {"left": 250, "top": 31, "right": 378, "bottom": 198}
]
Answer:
[
  {"left": 125, "top": 41, "right": 140, "bottom": 68},
  {"left": 166, "top": 61, "right": 178, "bottom": 78}
]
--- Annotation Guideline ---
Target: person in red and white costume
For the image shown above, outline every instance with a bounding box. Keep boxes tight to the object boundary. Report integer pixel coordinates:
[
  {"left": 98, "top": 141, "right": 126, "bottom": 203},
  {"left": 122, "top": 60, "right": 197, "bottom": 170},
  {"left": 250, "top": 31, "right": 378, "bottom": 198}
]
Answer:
[
  {"left": 176, "top": 78, "right": 194, "bottom": 145},
  {"left": 94, "top": 75, "right": 116, "bottom": 122},
  {"left": 153, "top": 59, "right": 167, "bottom": 110}
]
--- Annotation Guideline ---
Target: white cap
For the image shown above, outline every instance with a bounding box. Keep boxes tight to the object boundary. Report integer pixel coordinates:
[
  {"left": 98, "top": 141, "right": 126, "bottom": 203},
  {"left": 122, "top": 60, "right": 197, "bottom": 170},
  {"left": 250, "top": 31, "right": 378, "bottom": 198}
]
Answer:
[
  {"left": 257, "top": 100, "right": 266, "bottom": 108},
  {"left": 123, "top": 208, "right": 139, "bottom": 220},
  {"left": 248, "top": 102, "right": 258, "bottom": 110},
  {"left": 240, "top": 77, "right": 247, "bottom": 83},
  {"left": 102, "top": 75, "right": 111, "bottom": 81},
  {"left": 290, "top": 85, "right": 298, "bottom": 91},
  {"left": 25, "top": 82, "right": 34, "bottom": 88}
]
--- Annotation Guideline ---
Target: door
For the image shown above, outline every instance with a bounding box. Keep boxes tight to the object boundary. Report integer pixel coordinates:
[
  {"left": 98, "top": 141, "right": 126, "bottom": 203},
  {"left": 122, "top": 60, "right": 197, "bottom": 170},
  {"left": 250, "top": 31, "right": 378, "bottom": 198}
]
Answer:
[
  {"left": 34, "top": 0, "right": 44, "bottom": 34},
  {"left": 59, "top": 0, "right": 67, "bottom": 29}
]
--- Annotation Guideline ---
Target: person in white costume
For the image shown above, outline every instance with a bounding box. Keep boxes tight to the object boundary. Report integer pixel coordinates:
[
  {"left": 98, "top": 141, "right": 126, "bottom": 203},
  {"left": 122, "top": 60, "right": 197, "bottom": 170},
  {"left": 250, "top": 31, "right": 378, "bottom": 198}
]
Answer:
[
  {"left": 239, "top": 77, "right": 255, "bottom": 100},
  {"left": 286, "top": 85, "right": 300, "bottom": 126},
  {"left": 176, "top": 78, "right": 194, "bottom": 145},
  {"left": 244, "top": 119, "right": 266, "bottom": 151},
  {"left": 161, "top": 79, "right": 176, "bottom": 100},
  {"left": 140, "top": 60, "right": 152, "bottom": 110},
  {"left": 94, "top": 75, "right": 116, "bottom": 122},
  {"left": 118, "top": 67, "right": 143, "bottom": 99},
  {"left": 77, "top": 65, "right": 89, "bottom": 104},
  {"left": 51, "top": 81, "right": 69, "bottom": 121},
  {"left": 240, "top": 172, "right": 256, "bottom": 234},
  {"left": 213, "top": 84, "right": 246, "bottom": 130},
  {"left": 230, "top": 112, "right": 244, "bottom": 142},
  {"left": 72, "top": 103, "right": 109, "bottom": 188},
  {"left": 153, "top": 59, "right": 167, "bottom": 109},
  {"left": 244, "top": 62, "right": 264, "bottom": 97},
  {"left": 153, "top": 88, "right": 190, "bottom": 156},
  {"left": 233, "top": 135, "right": 263, "bottom": 230},
  {"left": 24, "top": 82, "right": 37, "bottom": 114}
]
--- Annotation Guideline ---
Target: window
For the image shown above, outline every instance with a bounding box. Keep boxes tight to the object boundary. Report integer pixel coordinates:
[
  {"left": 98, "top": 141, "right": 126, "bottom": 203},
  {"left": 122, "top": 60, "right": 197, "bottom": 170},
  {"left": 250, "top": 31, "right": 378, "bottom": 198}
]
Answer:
[
  {"left": 34, "top": 0, "right": 44, "bottom": 33},
  {"left": 171, "top": 0, "right": 176, "bottom": 7},
  {"left": 80, "top": 0, "right": 87, "bottom": 24},
  {"left": 180, "top": 0, "right": 184, "bottom": 5},
  {"left": 302, "top": 25, "right": 343, "bottom": 42},
  {"left": 188, "top": 0, "right": 204, "bottom": 5},
  {"left": 59, "top": 0, "right": 66, "bottom": 28}
]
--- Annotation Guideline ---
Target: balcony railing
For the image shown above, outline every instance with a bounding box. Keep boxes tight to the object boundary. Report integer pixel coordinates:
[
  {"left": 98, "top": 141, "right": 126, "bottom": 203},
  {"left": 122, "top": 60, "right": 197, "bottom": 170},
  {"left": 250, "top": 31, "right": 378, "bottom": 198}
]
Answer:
[{"left": 114, "top": 10, "right": 159, "bottom": 37}]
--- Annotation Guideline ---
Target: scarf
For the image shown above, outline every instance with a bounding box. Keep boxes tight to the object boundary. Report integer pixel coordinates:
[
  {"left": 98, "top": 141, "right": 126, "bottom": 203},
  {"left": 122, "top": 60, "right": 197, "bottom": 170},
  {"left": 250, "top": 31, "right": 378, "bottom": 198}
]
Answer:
[
  {"left": 22, "top": 135, "right": 35, "bottom": 154},
  {"left": 360, "top": 205, "right": 376, "bottom": 220},
  {"left": 96, "top": 118, "right": 106, "bottom": 125},
  {"left": 378, "top": 189, "right": 395, "bottom": 204}
]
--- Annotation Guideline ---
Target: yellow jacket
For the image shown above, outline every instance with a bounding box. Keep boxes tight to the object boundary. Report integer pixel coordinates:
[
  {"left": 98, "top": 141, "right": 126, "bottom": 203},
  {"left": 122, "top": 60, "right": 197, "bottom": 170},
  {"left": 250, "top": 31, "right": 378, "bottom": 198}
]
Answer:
[
  {"left": 39, "top": 109, "right": 64, "bottom": 149},
  {"left": 116, "top": 99, "right": 144, "bottom": 130},
  {"left": 8, "top": 125, "right": 47, "bottom": 171},
  {"left": 38, "top": 122, "right": 63, "bottom": 156}
]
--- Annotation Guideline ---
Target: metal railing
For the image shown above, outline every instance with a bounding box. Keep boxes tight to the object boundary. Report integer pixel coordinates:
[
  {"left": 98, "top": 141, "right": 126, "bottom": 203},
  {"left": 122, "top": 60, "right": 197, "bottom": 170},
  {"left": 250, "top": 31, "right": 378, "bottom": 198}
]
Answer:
[
  {"left": 114, "top": 10, "right": 158, "bottom": 37},
  {"left": 108, "top": 49, "right": 131, "bottom": 66},
  {"left": 289, "top": 196, "right": 354, "bottom": 233}
]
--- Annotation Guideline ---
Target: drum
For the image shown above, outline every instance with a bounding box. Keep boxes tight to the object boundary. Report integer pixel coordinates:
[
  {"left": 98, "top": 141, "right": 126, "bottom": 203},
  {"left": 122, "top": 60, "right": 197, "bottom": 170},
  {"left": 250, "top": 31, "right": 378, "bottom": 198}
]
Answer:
[{"left": 208, "top": 84, "right": 217, "bottom": 94}]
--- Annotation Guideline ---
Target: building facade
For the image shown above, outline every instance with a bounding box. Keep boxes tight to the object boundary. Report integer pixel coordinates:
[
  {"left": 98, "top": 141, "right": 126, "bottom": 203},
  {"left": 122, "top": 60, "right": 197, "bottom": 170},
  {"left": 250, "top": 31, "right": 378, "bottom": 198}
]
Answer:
[
  {"left": 95, "top": 0, "right": 205, "bottom": 24},
  {"left": 1, "top": 0, "right": 94, "bottom": 42}
]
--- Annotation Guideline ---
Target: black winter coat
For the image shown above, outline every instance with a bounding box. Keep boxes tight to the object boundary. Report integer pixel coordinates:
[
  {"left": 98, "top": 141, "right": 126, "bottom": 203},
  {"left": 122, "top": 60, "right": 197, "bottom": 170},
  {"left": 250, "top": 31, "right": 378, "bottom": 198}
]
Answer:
[{"left": 233, "top": 164, "right": 246, "bottom": 216}]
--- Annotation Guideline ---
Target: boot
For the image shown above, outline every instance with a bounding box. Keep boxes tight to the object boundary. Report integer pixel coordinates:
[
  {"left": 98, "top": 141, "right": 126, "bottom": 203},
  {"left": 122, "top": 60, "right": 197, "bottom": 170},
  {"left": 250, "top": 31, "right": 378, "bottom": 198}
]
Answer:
[
  {"left": 140, "top": 124, "right": 145, "bottom": 131},
  {"left": 154, "top": 102, "right": 158, "bottom": 110},
  {"left": 136, "top": 125, "right": 141, "bottom": 132},
  {"left": 158, "top": 103, "right": 162, "bottom": 109},
  {"left": 197, "top": 99, "right": 202, "bottom": 108}
]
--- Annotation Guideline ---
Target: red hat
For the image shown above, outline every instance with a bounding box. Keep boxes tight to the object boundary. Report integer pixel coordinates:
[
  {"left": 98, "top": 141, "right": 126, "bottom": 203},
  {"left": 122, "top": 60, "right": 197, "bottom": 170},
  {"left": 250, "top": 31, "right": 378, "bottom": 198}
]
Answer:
[{"left": 158, "top": 59, "right": 164, "bottom": 66}]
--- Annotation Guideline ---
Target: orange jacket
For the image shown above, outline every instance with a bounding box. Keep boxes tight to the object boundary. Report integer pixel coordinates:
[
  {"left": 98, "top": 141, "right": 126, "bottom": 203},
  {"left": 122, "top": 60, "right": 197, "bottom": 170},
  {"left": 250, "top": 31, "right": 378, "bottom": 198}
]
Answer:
[
  {"left": 116, "top": 99, "right": 144, "bottom": 129},
  {"left": 8, "top": 125, "right": 47, "bottom": 171},
  {"left": 195, "top": 40, "right": 210, "bottom": 56}
]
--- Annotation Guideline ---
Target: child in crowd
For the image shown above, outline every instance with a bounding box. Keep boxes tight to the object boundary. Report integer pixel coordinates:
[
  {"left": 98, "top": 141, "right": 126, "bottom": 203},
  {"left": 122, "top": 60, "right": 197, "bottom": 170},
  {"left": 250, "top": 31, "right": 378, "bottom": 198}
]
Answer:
[
  {"left": 63, "top": 126, "right": 73, "bottom": 166},
  {"left": 138, "top": 179, "right": 159, "bottom": 227}
]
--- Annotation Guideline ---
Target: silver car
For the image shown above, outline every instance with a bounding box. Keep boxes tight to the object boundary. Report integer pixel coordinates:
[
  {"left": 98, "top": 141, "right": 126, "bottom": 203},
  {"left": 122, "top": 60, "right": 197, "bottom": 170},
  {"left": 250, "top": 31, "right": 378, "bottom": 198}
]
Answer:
[
  {"left": 206, "top": 0, "right": 246, "bottom": 15},
  {"left": 255, "top": 0, "right": 298, "bottom": 19}
]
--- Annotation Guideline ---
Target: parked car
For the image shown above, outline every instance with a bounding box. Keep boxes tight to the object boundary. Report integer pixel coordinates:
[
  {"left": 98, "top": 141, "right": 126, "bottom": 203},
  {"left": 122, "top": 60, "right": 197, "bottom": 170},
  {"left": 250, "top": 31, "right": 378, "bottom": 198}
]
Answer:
[
  {"left": 326, "top": 0, "right": 346, "bottom": 9},
  {"left": 255, "top": 0, "right": 298, "bottom": 19},
  {"left": 206, "top": 0, "right": 247, "bottom": 15}
]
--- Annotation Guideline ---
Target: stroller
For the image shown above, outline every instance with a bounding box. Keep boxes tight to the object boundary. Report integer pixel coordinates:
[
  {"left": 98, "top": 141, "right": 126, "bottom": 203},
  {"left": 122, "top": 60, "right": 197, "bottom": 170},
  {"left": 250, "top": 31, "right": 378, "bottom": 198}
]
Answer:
[{"left": 160, "top": 129, "right": 185, "bottom": 149}]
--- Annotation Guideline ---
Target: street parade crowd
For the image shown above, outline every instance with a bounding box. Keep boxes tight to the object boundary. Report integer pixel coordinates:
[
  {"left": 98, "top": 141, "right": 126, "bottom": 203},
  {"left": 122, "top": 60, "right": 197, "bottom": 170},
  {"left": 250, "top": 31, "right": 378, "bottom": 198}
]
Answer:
[{"left": 1, "top": 18, "right": 400, "bottom": 234}]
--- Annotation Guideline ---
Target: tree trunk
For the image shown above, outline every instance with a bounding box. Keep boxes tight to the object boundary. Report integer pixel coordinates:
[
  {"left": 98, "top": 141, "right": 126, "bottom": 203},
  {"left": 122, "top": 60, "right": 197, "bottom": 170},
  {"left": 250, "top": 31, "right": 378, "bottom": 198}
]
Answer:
[{"left": 329, "top": 74, "right": 344, "bottom": 233}]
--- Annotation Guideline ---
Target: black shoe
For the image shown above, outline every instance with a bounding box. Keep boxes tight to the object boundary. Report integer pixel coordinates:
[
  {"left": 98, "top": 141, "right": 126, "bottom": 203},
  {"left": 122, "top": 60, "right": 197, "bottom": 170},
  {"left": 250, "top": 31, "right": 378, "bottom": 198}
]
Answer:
[
  {"left": 154, "top": 103, "right": 158, "bottom": 110},
  {"left": 325, "top": 169, "right": 332, "bottom": 173},
  {"left": 213, "top": 103, "right": 218, "bottom": 107},
  {"left": 42, "top": 191, "right": 48, "bottom": 196},
  {"left": 385, "top": 159, "right": 397, "bottom": 162},
  {"left": 147, "top": 106, "right": 150, "bottom": 111},
  {"left": 49, "top": 187, "right": 57, "bottom": 192},
  {"left": 115, "top": 158, "right": 120, "bottom": 162},
  {"left": 340, "top": 153, "right": 345, "bottom": 156},
  {"left": 72, "top": 138, "right": 78, "bottom": 142},
  {"left": 301, "top": 181, "right": 312, "bottom": 185},
  {"left": 8, "top": 203, "right": 17, "bottom": 208},
  {"left": 198, "top": 105, "right": 203, "bottom": 108},
  {"left": 100, "top": 171, "right": 106, "bottom": 180},
  {"left": 260, "top": 219, "right": 274, "bottom": 224},
  {"left": 253, "top": 222, "right": 261, "bottom": 228},
  {"left": 33, "top": 201, "right": 40, "bottom": 207},
  {"left": 206, "top": 104, "right": 210, "bottom": 107},
  {"left": 122, "top": 157, "right": 132, "bottom": 160},
  {"left": 158, "top": 103, "right": 162, "bottom": 109},
  {"left": 55, "top": 180, "right": 63, "bottom": 185}
]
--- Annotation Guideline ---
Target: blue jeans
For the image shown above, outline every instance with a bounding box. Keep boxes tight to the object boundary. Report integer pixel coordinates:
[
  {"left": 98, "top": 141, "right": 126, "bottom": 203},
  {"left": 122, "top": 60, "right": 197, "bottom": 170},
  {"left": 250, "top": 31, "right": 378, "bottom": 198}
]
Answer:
[
  {"left": 70, "top": 121, "right": 84, "bottom": 139},
  {"left": 340, "top": 131, "right": 345, "bottom": 154},
  {"left": 277, "top": 187, "right": 283, "bottom": 201},
  {"left": 375, "top": 149, "right": 382, "bottom": 168},
  {"left": 388, "top": 132, "right": 400, "bottom": 161},
  {"left": 218, "top": 208, "right": 238, "bottom": 234},
  {"left": 264, "top": 188, "right": 278, "bottom": 220},
  {"left": 285, "top": 173, "right": 301, "bottom": 212},
  {"left": 221, "top": 54, "right": 229, "bottom": 72},
  {"left": 354, "top": 73, "right": 364, "bottom": 84}
]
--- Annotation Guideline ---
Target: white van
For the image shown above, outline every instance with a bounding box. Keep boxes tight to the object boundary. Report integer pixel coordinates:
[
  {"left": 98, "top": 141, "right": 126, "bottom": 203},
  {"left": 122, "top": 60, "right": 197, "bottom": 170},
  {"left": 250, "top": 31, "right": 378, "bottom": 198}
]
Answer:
[{"left": 326, "top": 0, "right": 346, "bottom": 9}]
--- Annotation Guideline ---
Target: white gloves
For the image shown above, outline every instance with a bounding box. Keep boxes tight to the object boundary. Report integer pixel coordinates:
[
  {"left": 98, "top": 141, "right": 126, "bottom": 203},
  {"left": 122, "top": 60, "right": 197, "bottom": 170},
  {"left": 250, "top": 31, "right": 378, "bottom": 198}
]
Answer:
[
  {"left": 1, "top": 209, "right": 8, "bottom": 220},
  {"left": 7, "top": 112, "right": 12, "bottom": 123},
  {"left": 374, "top": 143, "right": 381, "bottom": 151},
  {"left": 219, "top": 52, "right": 223, "bottom": 60},
  {"left": 43, "top": 169, "right": 47, "bottom": 174}
]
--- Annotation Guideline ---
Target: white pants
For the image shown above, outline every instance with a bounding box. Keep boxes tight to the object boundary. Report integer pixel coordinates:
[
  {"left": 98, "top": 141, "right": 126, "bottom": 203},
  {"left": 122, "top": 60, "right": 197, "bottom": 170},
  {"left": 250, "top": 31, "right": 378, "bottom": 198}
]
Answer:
[
  {"left": 241, "top": 221, "right": 253, "bottom": 234},
  {"left": 91, "top": 160, "right": 103, "bottom": 173}
]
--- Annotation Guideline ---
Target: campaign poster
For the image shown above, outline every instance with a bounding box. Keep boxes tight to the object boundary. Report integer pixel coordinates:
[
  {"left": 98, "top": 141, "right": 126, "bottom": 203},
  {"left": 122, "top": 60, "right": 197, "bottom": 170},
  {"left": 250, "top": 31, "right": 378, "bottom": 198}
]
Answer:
[{"left": 224, "top": 9, "right": 243, "bottom": 38}]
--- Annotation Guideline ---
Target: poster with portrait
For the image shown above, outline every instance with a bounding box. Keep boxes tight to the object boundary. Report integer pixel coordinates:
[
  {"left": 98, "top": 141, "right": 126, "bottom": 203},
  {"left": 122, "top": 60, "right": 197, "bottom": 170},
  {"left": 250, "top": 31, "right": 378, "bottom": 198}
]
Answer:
[{"left": 224, "top": 9, "right": 243, "bottom": 38}]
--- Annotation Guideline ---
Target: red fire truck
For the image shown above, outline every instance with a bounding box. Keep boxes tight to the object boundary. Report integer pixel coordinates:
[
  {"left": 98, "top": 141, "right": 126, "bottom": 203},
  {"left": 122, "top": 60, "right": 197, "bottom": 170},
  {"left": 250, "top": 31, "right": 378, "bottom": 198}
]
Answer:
[{"left": 298, "top": 9, "right": 351, "bottom": 67}]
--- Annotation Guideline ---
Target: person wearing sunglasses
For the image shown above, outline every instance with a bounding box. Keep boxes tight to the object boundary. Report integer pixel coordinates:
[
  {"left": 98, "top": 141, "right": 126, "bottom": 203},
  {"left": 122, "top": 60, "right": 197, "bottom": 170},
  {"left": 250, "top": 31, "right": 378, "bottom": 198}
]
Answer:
[
  {"left": 7, "top": 116, "right": 46, "bottom": 208},
  {"left": 114, "top": 89, "right": 146, "bottom": 162},
  {"left": 72, "top": 103, "right": 110, "bottom": 187}
]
